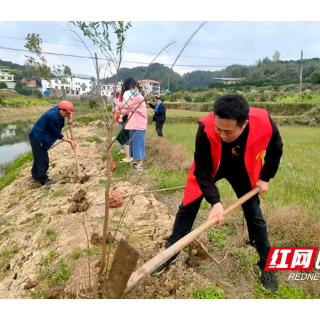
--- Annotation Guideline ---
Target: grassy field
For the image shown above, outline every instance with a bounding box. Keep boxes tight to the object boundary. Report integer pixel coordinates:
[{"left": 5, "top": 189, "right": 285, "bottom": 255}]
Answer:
[
  {"left": 147, "top": 123, "right": 320, "bottom": 215},
  {"left": 147, "top": 109, "right": 209, "bottom": 118}
]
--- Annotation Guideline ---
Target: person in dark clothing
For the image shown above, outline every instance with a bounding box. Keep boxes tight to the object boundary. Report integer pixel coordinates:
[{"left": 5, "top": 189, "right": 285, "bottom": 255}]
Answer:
[
  {"left": 153, "top": 94, "right": 283, "bottom": 292},
  {"left": 149, "top": 96, "right": 166, "bottom": 137},
  {"left": 28, "top": 101, "right": 77, "bottom": 186},
  {"left": 138, "top": 85, "right": 145, "bottom": 98},
  {"left": 111, "top": 88, "right": 120, "bottom": 108}
]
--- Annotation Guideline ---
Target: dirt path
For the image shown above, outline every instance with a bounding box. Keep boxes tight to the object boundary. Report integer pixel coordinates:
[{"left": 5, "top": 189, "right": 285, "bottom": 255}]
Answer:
[
  {"left": 0, "top": 121, "right": 218, "bottom": 299},
  {"left": 0, "top": 107, "right": 51, "bottom": 125}
]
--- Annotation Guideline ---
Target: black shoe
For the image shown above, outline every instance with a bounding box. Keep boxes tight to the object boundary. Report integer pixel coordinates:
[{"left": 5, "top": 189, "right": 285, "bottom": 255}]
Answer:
[
  {"left": 152, "top": 251, "right": 181, "bottom": 276},
  {"left": 43, "top": 179, "right": 56, "bottom": 186},
  {"left": 260, "top": 270, "right": 278, "bottom": 292}
]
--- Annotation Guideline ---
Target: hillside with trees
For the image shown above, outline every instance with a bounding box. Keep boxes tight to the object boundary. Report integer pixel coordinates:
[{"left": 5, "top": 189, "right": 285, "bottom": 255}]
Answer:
[
  {"left": 185, "top": 51, "right": 320, "bottom": 88},
  {"left": 3, "top": 50, "right": 320, "bottom": 92},
  {"left": 0, "top": 59, "right": 34, "bottom": 82},
  {"left": 101, "top": 63, "right": 185, "bottom": 92},
  {"left": 102, "top": 51, "right": 320, "bottom": 90}
]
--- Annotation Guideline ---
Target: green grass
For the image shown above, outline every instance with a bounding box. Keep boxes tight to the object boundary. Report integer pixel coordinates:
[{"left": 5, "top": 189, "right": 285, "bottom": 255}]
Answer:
[
  {"left": 0, "top": 244, "right": 20, "bottom": 281},
  {"left": 45, "top": 229, "right": 58, "bottom": 242},
  {"left": 40, "top": 250, "right": 56, "bottom": 267},
  {"left": 52, "top": 188, "right": 67, "bottom": 198},
  {"left": 207, "top": 226, "right": 232, "bottom": 251},
  {"left": 38, "top": 258, "right": 71, "bottom": 291},
  {"left": 85, "top": 136, "right": 104, "bottom": 144},
  {"left": 192, "top": 286, "right": 228, "bottom": 299},
  {"left": 0, "top": 219, "right": 9, "bottom": 227},
  {"left": 148, "top": 167, "right": 187, "bottom": 190},
  {"left": 28, "top": 215, "right": 44, "bottom": 228},
  {"left": 0, "top": 245, "right": 19, "bottom": 270},
  {"left": 25, "top": 200, "right": 37, "bottom": 210},
  {"left": 147, "top": 109, "right": 209, "bottom": 118},
  {"left": 74, "top": 113, "right": 101, "bottom": 123},
  {"left": 230, "top": 246, "right": 259, "bottom": 272},
  {"left": 152, "top": 123, "right": 320, "bottom": 215},
  {"left": 109, "top": 149, "right": 134, "bottom": 177},
  {"left": 147, "top": 123, "right": 197, "bottom": 157},
  {"left": 268, "top": 126, "right": 320, "bottom": 213},
  {"left": 69, "top": 249, "right": 81, "bottom": 260},
  {"left": 254, "top": 283, "right": 316, "bottom": 299},
  {"left": 0, "top": 152, "right": 33, "bottom": 192},
  {"left": 84, "top": 246, "right": 101, "bottom": 258},
  {"left": 35, "top": 251, "right": 73, "bottom": 298}
]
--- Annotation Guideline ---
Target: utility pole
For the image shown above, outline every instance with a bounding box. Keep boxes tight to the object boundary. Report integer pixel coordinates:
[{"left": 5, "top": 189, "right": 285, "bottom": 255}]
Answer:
[
  {"left": 299, "top": 50, "right": 303, "bottom": 93},
  {"left": 168, "top": 74, "right": 170, "bottom": 92}
]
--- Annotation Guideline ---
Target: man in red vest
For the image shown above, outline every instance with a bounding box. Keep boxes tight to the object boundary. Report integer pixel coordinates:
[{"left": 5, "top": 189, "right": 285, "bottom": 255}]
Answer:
[{"left": 153, "top": 94, "right": 283, "bottom": 292}]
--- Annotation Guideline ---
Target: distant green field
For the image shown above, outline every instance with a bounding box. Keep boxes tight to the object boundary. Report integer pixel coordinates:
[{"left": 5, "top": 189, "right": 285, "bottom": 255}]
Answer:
[
  {"left": 147, "top": 123, "right": 320, "bottom": 214},
  {"left": 147, "top": 109, "right": 209, "bottom": 118}
]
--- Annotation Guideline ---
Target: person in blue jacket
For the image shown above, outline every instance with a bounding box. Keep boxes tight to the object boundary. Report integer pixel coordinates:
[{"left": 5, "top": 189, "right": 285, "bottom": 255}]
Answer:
[
  {"left": 149, "top": 96, "right": 166, "bottom": 137},
  {"left": 28, "top": 101, "right": 76, "bottom": 186}
]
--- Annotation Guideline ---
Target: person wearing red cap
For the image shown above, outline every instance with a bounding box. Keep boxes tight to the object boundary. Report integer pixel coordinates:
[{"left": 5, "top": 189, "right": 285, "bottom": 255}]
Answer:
[{"left": 28, "top": 101, "right": 76, "bottom": 185}]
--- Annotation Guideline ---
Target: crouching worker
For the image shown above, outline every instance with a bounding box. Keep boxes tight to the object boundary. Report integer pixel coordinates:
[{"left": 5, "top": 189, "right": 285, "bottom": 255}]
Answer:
[{"left": 28, "top": 101, "right": 76, "bottom": 186}]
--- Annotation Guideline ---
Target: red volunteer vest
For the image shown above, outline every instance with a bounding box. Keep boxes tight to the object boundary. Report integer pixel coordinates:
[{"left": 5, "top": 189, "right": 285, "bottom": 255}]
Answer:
[{"left": 182, "top": 108, "right": 272, "bottom": 206}]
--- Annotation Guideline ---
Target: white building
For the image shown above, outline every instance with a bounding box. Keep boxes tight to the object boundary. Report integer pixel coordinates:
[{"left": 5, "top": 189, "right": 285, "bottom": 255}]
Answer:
[
  {"left": 0, "top": 69, "right": 16, "bottom": 89},
  {"left": 41, "top": 74, "right": 93, "bottom": 95},
  {"left": 1, "top": 125, "right": 17, "bottom": 139},
  {"left": 41, "top": 77, "right": 72, "bottom": 93},
  {"left": 138, "top": 79, "right": 160, "bottom": 96},
  {"left": 99, "top": 82, "right": 123, "bottom": 96},
  {"left": 213, "top": 78, "right": 244, "bottom": 85}
]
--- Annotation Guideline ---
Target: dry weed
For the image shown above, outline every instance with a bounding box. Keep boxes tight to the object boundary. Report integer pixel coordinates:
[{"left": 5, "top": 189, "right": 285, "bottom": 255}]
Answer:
[
  {"left": 264, "top": 206, "right": 320, "bottom": 247},
  {"left": 146, "top": 135, "right": 191, "bottom": 172}
]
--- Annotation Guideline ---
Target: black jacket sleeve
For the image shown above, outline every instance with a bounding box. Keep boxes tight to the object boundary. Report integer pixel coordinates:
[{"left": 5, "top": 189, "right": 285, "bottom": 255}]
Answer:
[
  {"left": 155, "top": 103, "right": 166, "bottom": 116},
  {"left": 193, "top": 122, "right": 221, "bottom": 206},
  {"left": 149, "top": 103, "right": 155, "bottom": 110},
  {"left": 259, "top": 116, "right": 283, "bottom": 182}
]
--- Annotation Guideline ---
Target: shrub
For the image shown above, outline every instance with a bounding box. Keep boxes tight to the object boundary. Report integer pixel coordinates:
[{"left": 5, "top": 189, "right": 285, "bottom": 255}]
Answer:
[
  {"left": 0, "top": 82, "right": 8, "bottom": 89},
  {"left": 185, "top": 95, "right": 192, "bottom": 102},
  {"left": 88, "top": 99, "right": 99, "bottom": 111},
  {"left": 34, "top": 90, "right": 42, "bottom": 99}
]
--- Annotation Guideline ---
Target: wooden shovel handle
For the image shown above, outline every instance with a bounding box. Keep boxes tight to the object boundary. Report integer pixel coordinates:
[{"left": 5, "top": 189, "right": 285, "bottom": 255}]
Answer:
[
  {"left": 69, "top": 123, "right": 75, "bottom": 140},
  {"left": 125, "top": 187, "right": 260, "bottom": 293},
  {"left": 69, "top": 124, "right": 80, "bottom": 176}
]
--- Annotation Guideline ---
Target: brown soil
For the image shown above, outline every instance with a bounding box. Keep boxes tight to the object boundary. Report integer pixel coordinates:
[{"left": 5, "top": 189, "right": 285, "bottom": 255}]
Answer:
[{"left": 1, "top": 120, "right": 209, "bottom": 299}]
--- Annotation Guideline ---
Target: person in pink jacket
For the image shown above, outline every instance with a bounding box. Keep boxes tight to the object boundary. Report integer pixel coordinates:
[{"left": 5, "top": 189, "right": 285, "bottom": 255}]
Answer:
[{"left": 113, "top": 77, "right": 148, "bottom": 170}]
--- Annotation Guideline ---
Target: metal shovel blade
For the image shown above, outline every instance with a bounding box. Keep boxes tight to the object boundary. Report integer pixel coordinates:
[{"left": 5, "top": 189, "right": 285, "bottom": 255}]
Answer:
[{"left": 106, "top": 238, "right": 139, "bottom": 299}]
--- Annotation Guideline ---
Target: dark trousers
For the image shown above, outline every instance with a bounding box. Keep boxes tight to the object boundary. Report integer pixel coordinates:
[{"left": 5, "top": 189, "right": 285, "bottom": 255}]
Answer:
[
  {"left": 29, "top": 135, "right": 49, "bottom": 184},
  {"left": 156, "top": 120, "right": 165, "bottom": 137},
  {"left": 166, "top": 171, "right": 271, "bottom": 270}
]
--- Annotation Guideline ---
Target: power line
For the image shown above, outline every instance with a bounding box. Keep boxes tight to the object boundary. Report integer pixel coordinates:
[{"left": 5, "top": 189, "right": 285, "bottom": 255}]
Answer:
[
  {"left": 0, "top": 35, "right": 258, "bottom": 62},
  {"left": 0, "top": 45, "right": 234, "bottom": 68}
]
